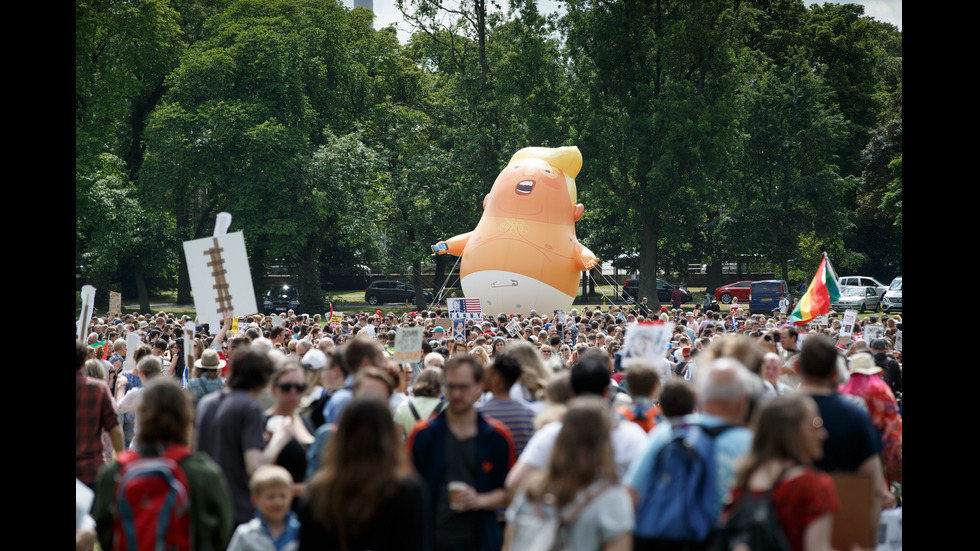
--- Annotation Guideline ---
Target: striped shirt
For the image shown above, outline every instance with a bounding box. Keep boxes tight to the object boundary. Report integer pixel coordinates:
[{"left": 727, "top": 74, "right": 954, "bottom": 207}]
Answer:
[{"left": 478, "top": 397, "right": 536, "bottom": 457}]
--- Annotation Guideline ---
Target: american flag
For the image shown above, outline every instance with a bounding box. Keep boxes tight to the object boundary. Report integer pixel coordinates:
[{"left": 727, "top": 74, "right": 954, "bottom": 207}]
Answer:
[{"left": 450, "top": 298, "right": 483, "bottom": 318}]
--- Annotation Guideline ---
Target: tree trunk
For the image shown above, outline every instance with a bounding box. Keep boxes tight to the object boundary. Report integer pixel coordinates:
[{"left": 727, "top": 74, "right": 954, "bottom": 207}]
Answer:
[
  {"left": 640, "top": 216, "right": 661, "bottom": 310},
  {"left": 134, "top": 258, "right": 150, "bottom": 313},
  {"left": 706, "top": 259, "right": 723, "bottom": 299},
  {"left": 581, "top": 270, "right": 587, "bottom": 300},
  {"left": 434, "top": 253, "right": 446, "bottom": 304},
  {"left": 412, "top": 259, "right": 426, "bottom": 311},
  {"left": 297, "top": 243, "right": 324, "bottom": 315},
  {"left": 781, "top": 257, "right": 790, "bottom": 284}
]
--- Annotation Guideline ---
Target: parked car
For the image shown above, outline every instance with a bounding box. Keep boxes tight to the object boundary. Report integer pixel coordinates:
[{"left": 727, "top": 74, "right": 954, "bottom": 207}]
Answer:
[
  {"left": 881, "top": 276, "right": 902, "bottom": 313},
  {"left": 263, "top": 285, "right": 300, "bottom": 313},
  {"left": 832, "top": 286, "right": 881, "bottom": 313},
  {"left": 714, "top": 280, "right": 753, "bottom": 304},
  {"left": 748, "top": 280, "right": 790, "bottom": 314},
  {"left": 364, "top": 280, "right": 434, "bottom": 306},
  {"left": 838, "top": 276, "right": 888, "bottom": 298},
  {"left": 621, "top": 278, "right": 693, "bottom": 305}
]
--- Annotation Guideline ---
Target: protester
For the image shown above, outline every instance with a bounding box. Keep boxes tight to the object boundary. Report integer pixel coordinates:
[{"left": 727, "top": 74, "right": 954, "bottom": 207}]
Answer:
[
  {"left": 196, "top": 347, "right": 294, "bottom": 525},
  {"left": 301, "top": 397, "right": 425, "bottom": 550},
  {"left": 720, "top": 393, "right": 838, "bottom": 551},
  {"left": 93, "top": 378, "right": 234, "bottom": 550},
  {"left": 408, "top": 355, "right": 514, "bottom": 551},
  {"left": 505, "top": 397, "right": 634, "bottom": 551},
  {"left": 228, "top": 465, "right": 300, "bottom": 551}
]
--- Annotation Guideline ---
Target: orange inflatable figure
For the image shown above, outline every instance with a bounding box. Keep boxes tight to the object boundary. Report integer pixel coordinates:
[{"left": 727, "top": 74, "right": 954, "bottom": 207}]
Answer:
[{"left": 432, "top": 146, "right": 599, "bottom": 316}]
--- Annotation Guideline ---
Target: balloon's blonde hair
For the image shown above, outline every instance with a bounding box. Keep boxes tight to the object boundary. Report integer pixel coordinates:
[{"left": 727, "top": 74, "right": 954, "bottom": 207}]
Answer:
[{"left": 509, "top": 146, "right": 582, "bottom": 205}]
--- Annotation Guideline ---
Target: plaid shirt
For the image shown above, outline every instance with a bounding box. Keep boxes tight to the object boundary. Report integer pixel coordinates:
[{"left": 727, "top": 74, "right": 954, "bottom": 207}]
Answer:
[{"left": 76, "top": 371, "right": 119, "bottom": 485}]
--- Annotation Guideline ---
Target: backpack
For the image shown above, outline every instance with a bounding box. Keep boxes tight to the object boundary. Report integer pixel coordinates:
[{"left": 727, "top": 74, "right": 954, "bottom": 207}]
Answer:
[
  {"left": 708, "top": 474, "right": 792, "bottom": 551},
  {"left": 635, "top": 424, "right": 732, "bottom": 543},
  {"left": 112, "top": 445, "right": 192, "bottom": 551},
  {"left": 617, "top": 403, "right": 663, "bottom": 433},
  {"left": 408, "top": 396, "right": 447, "bottom": 421},
  {"left": 511, "top": 483, "right": 612, "bottom": 551}
]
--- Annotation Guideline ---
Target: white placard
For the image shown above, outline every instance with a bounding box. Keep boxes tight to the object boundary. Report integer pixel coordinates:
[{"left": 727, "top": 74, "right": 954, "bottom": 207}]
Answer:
[
  {"left": 622, "top": 321, "right": 674, "bottom": 367},
  {"left": 271, "top": 315, "right": 283, "bottom": 327},
  {"left": 78, "top": 285, "right": 96, "bottom": 342},
  {"left": 895, "top": 330, "right": 902, "bottom": 352},
  {"left": 811, "top": 314, "right": 829, "bottom": 326},
  {"left": 123, "top": 332, "right": 141, "bottom": 372},
  {"left": 505, "top": 319, "right": 521, "bottom": 337},
  {"left": 864, "top": 324, "right": 884, "bottom": 342},
  {"left": 394, "top": 327, "right": 424, "bottom": 363},
  {"left": 183, "top": 231, "right": 258, "bottom": 318},
  {"left": 840, "top": 310, "right": 857, "bottom": 336}
]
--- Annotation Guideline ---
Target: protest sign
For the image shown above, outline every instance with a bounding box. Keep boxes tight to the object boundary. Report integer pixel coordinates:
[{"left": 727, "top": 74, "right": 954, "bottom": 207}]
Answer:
[
  {"left": 78, "top": 285, "right": 96, "bottom": 342},
  {"left": 452, "top": 319, "right": 466, "bottom": 340},
  {"left": 109, "top": 292, "right": 121, "bottom": 318},
  {"left": 841, "top": 310, "right": 857, "bottom": 336},
  {"left": 433, "top": 318, "right": 453, "bottom": 332},
  {"left": 621, "top": 321, "right": 673, "bottom": 367},
  {"left": 394, "top": 326, "right": 424, "bottom": 363},
  {"left": 449, "top": 297, "right": 483, "bottom": 320},
  {"left": 123, "top": 332, "right": 140, "bottom": 372},
  {"left": 183, "top": 231, "right": 257, "bottom": 318},
  {"left": 505, "top": 319, "right": 521, "bottom": 337},
  {"left": 864, "top": 324, "right": 884, "bottom": 342}
]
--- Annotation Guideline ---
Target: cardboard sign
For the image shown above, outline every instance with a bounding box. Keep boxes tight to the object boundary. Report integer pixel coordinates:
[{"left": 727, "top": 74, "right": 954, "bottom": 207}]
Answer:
[
  {"left": 505, "top": 319, "right": 521, "bottom": 337},
  {"left": 393, "top": 326, "right": 424, "bottom": 363},
  {"left": 452, "top": 319, "right": 466, "bottom": 340},
  {"left": 894, "top": 330, "right": 902, "bottom": 352},
  {"left": 449, "top": 297, "right": 483, "bottom": 320},
  {"left": 840, "top": 310, "right": 857, "bottom": 336},
  {"left": 621, "top": 321, "right": 674, "bottom": 367},
  {"left": 811, "top": 314, "right": 829, "bottom": 327},
  {"left": 330, "top": 312, "right": 343, "bottom": 324},
  {"left": 433, "top": 318, "right": 453, "bottom": 332},
  {"left": 109, "top": 292, "right": 122, "bottom": 318},
  {"left": 183, "top": 231, "right": 257, "bottom": 318}
]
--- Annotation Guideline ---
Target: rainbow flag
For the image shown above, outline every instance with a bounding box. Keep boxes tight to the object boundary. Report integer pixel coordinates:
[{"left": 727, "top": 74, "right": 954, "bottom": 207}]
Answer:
[{"left": 790, "top": 253, "right": 840, "bottom": 326}]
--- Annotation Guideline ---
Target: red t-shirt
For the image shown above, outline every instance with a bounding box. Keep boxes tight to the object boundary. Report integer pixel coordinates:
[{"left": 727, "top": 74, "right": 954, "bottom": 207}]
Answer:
[{"left": 728, "top": 467, "right": 839, "bottom": 551}]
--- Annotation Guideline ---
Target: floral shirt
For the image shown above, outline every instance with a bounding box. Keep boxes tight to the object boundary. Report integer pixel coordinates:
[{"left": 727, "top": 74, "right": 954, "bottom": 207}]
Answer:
[{"left": 840, "top": 373, "right": 902, "bottom": 483}]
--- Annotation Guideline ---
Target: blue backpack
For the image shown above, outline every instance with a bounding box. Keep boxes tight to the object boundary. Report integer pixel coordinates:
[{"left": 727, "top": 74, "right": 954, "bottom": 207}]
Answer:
[{"left": 635, "top": 424, "right": 732, "bottom": 543}]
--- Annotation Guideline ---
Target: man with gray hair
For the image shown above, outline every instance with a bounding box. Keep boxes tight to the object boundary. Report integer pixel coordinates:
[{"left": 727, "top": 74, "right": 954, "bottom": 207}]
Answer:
[{"left": 625, "top": 357, "right": 756, "bottom": 549}]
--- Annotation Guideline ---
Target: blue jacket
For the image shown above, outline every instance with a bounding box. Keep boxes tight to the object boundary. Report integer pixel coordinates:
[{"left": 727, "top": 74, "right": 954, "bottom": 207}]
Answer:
[{"left": 408, "top": 410, "right": 515, "bottom": 551}]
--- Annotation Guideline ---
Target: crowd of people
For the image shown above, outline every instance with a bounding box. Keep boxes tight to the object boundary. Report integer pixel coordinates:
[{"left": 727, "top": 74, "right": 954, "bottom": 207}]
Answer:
[{"left": 76, "top": 296, "right": 902, "bottom": 551}]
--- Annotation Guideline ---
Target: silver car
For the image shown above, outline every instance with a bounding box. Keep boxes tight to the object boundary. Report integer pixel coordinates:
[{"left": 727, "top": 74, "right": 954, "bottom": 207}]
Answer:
[
  {"left": 838, "top": 276, "right": 888, "bottom": 298},
  {"left": 832, "top": 286, "right": 881, "bottom": 314},
  {"left": 881, "top": 277, "right": 902, "bottom": 313}
]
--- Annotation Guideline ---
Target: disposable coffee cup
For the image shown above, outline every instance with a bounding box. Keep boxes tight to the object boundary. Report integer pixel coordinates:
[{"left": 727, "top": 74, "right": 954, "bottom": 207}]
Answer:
[{"left": 448, "top": 481, "right": 468, "bottom": 510}]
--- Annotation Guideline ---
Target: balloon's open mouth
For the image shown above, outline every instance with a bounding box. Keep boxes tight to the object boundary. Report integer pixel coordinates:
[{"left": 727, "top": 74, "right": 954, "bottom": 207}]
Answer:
[{"left": 515, "top": 180, "right": 534, "bottom": 195}]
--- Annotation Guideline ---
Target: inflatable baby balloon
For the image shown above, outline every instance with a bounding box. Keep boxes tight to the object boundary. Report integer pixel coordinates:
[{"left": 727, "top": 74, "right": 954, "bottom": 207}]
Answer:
[{"left": 432, "top": 146, "right": 598, "bottom": 316}]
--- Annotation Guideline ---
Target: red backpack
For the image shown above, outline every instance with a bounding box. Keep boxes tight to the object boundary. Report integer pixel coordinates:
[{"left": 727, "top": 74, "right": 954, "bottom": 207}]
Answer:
[
  {"left": 617, "top": 403, "right": 663, "bottom": 433},
  {"left": 112, "top": 445, "right": 192, "bottom": 551}
]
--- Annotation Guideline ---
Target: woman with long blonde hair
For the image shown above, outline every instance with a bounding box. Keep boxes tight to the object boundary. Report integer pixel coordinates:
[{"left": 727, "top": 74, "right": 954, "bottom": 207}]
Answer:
[{"left": 505, "top": 397, "right": 633, "bottom": 551}]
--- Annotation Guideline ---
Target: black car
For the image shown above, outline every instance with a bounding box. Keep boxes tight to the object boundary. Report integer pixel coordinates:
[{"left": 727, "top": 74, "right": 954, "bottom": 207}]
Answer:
[
  {"left": 621, "top": 278, "right": 693, "bottom": 305},
  {"left": 263, "top": 285, "right": 300, "bottom": 313},
  {"left": 364, "top": 280, "right": 434, "bottom": 306}
]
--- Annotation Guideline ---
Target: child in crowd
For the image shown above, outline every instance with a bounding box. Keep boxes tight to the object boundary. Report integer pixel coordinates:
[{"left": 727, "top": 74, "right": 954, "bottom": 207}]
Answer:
[{"left": 228, "top": 465, "right": 300, "bottom": 551}]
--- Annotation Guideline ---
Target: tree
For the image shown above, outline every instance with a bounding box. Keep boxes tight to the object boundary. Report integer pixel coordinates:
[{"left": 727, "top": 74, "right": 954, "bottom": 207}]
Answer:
[
  {"left": 564, "top": 0, "right": 744, "bottom": 308},
  {"left": 79, "top": 154, "right": 177, "bottom": 312},
  {"left": 140, "top": 0, "right": 396, "bottom": 311},
  {"left": 730, "top": 48, "right": 857, "bottom": 282}
]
